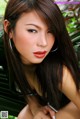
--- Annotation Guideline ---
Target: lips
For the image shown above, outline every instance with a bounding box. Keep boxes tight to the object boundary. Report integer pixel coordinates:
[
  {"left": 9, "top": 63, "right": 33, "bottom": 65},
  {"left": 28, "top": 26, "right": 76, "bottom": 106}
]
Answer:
[{"left": 33, "top": 51, "right": 47, "bottom": 58}]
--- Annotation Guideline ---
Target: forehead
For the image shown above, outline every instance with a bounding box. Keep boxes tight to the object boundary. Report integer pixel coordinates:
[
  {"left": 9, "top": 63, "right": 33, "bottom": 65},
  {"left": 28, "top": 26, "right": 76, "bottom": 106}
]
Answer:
[{"left": 16, "top": 10, "right": 49, "bottom": 28}]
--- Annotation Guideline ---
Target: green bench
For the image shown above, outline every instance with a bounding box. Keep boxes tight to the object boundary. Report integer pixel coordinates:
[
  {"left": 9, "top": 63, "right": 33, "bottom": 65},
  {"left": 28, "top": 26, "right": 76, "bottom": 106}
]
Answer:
[{"left": 0, "top": 30, "right": 26, "bottom": 117}]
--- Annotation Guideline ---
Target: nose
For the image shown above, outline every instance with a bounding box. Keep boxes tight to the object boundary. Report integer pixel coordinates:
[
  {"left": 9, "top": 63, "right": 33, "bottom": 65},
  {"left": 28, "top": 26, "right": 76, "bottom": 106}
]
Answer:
[{"left": 37, "top": 33, "right": 47, "bottom": 47}]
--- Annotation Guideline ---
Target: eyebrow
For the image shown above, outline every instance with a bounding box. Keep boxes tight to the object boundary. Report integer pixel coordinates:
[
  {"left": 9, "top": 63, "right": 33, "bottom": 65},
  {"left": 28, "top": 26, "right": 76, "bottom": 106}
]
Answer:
[{"left": 25, "top": 24, "right": 41, "bottom": 29}]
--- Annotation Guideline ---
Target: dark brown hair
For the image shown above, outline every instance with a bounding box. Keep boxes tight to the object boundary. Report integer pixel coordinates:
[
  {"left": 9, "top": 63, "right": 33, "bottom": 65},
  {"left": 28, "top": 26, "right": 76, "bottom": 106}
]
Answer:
[{"left": 3, "top": 0, "right": 80, "bottom": 109}]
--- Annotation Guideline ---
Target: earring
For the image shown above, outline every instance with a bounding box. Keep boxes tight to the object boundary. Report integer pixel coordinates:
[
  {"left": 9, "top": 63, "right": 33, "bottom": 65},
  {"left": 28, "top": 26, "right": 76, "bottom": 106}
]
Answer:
[
  {"left": 9, "top": 38, "right": 12, "bottom": 49},
  {"left": 51, "top": 47, "right": 58, "bottom": 52}
]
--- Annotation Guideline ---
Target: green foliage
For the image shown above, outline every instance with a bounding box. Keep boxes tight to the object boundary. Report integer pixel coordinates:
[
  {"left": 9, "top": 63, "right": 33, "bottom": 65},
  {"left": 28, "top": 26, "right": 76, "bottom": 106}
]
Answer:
[
  {"left": 8, "top": 115, "right": 17, "bottom": 119},
  {"left": 63, "top": 5, "right": 80, "bottom": 34},
  {"left": 62, "top": 4, "right": 80, "bottom": 67},
  {"left": 0, "top": 30, "right": 3, "bottom": 37},
  {"left": 0, "top": 112, "right": 17, "bottom": 119},
  {"left": 0, "top": 115, "right": 17, "bottom": 119},
  {"left": 0, "top": 0, "right": 7, "bottom": 15}
]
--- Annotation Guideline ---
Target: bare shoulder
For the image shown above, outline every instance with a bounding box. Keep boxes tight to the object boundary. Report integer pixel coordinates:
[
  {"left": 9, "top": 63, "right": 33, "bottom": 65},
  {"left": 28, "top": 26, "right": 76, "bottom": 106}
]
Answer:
[
  {"left": 18, "top": 105, "right": 33, "bottom": 119},
  {"left": 60, "top": 65, "right": 80, "bottom": 109},
  {"left": 62, "top": 65, "right": 71, "bottom": 82},
  {"left": 18, "top": 105, "right": 28, "bottom": 119},
  {"left": 62, "top": 65, "right": 78, "bottom": 90},
  {"left": 62, "top": 65, "right": 75, "bottom": 88},
  {"left": 59, "top": 65, "right": 73, "bottom": 90}
]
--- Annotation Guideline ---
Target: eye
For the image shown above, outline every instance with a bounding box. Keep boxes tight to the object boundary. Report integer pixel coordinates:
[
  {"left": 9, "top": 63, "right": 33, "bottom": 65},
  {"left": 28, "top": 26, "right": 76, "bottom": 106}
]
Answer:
[{"left": 27, "top": 29, "right": 37, "bottom": 33}]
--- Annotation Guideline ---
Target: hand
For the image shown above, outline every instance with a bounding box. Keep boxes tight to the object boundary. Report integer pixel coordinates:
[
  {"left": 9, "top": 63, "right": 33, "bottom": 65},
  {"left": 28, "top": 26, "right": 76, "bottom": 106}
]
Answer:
[{"left": 33, "top": 106, "right": 56, "bottom": 119}]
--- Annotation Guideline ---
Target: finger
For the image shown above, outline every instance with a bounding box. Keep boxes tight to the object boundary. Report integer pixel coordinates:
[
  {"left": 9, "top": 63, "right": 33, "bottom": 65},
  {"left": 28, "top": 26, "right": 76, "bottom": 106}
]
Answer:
[
  {"left": 38, "top": 106, "right": 50, "bottom": 115},
  {"left": 45, "top": 106, "right": 56, "bottom": 118},
  {"left": 52, "top": 116, "right": 56, "bottom": 119},
  {"left": 40, "top": 112, "right": 51, "bottom": 119},
  {"left": 33, "top": 111, "right": 51, "bottom": 119},
  {"left": 48, "top": 108, "right": 55, "bottom": 118},
  {"left": 41, "top": 107, "right": 49, "bottom": 115}
]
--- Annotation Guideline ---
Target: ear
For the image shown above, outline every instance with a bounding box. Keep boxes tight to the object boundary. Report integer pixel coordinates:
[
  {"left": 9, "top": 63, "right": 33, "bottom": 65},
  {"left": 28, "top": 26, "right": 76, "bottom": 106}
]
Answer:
[
  {"left": 4, "top": 19, "right": 10, "bottom": 33},
  {"left": 4, "top": 19, "right": 13, "bottom": 38}
]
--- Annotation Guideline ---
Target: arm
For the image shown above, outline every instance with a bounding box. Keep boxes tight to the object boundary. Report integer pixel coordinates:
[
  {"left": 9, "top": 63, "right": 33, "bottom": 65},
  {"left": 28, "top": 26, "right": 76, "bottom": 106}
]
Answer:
[
  {"left": 27, "top": 96, "right": 55, "bottom": 119},
  {"left": 60, "top": 66, "right": 80, "bottom": 109},
  {"left": 56, "top": 102, "right": 80, "bottom": 119},
  {"left": 18, "top": 102, "right": 80, "bottom": 119},
  {"left": 18, "top": 105, "right": 33, "bottom": 119}
]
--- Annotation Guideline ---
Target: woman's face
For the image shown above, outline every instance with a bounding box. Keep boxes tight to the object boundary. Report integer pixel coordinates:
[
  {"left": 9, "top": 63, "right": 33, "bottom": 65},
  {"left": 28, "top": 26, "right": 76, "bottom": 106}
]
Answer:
[{"left": 11, "top": 11, "right": 55, "bottom": 64}]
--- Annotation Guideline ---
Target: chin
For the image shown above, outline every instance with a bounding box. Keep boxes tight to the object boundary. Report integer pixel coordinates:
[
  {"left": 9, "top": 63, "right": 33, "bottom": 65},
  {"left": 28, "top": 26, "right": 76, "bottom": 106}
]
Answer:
[{"left": 32, "top": 59, "right": 44, "bottom": 64}]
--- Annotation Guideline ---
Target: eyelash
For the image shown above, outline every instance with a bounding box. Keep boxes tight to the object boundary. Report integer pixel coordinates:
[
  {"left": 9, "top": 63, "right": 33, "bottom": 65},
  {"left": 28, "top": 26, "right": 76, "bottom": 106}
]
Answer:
[
  {"left": 27, "top": 29, "right": 53, "bottom": 35},
  {"left": 27, "top": 29, "right": 37, "bottom": 33}
]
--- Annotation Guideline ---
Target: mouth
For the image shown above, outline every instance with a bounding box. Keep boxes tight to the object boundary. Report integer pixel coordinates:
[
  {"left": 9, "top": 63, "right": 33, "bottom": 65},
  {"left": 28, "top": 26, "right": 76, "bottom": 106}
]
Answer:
[{"left": 33, "top": 51, "right": 47, "bottom": 58}]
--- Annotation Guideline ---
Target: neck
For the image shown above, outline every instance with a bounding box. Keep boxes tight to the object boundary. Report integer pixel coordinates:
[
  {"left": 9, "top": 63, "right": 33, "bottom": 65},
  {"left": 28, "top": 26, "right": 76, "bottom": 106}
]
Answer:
[
  {"left": 22, "top": 64, "right": 37, "bottom": 89},
  {"left": 23, "top": 64, "right": 36, "bottom": 72}
]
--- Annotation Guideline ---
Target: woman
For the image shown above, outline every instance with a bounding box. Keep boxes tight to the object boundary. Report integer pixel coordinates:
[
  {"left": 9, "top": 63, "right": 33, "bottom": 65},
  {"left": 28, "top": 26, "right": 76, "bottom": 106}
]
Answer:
[{"left": 3, "top": 0, "right": 80, "bottom": 118}]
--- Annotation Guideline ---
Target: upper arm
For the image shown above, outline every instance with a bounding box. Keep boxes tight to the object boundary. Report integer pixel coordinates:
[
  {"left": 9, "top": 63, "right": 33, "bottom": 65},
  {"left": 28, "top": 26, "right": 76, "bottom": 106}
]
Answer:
[
  {"left": 56, "top": 102, "right": 80, "bottom": 119},
  {"left": 61, "top": 66, "right": 80, "bottom": 109},
  {"left": 18, "top": 105, "right": 33, "bottom": 119}
]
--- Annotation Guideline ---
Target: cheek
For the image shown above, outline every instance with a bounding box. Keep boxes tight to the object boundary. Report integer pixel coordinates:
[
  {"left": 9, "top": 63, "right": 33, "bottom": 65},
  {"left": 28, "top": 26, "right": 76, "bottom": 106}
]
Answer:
[
  {"left": 12, "top": 34, "right": 33, "bottom": 57},
  {"left": 12, "top": 31, "right": 33, "bottom": 48}
]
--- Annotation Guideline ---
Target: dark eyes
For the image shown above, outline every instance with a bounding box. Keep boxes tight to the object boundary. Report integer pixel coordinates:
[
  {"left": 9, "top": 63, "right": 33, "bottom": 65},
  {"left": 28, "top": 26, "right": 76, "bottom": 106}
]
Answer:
[
  {"left": 27, "top": 29, "right": 37, "bottom": 33},
  {"left": 27, "top": 29, "right": 53, "bottom": 34}
]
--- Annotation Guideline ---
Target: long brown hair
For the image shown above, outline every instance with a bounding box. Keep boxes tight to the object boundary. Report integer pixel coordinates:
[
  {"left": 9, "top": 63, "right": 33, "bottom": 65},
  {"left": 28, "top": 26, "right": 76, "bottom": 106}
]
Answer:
[{"left": 3, "top": 0, "right": 80, "bottom": 109}]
